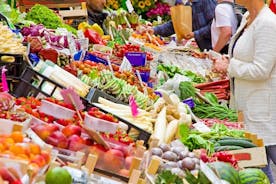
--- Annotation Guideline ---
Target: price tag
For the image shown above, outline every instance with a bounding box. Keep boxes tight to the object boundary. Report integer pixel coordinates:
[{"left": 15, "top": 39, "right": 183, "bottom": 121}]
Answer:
[
  {"left": 126, "top": 0, "right": 134, "bottom": 12},
  {"left": 60, "top": 87, "right": 85, "bottom": 110},
  {"left": 77, "top": 30, "right": 85, "bottom": 39},
  {"left": 67, "top": 33, "right": 78, "bottom": 58},
  {"left": 107, "top": 56, "right": 114, "bottom": 76},
  {"left": 77, "top": 38, "right": 89, "bottom": 51},
  {"left": 119, "top": 56, "right": 132, "bottom": 72},
  {"left": 129, "top": 95, "right": 139, "bottom": 117},
  {"left": 200, "top": 161, "right": 224, "bottom": 184},
  {"left": 136, "top": 70, "right": 148, "bottom": 96},
  {"left": 157, "top": 16, "right": 162, "bottom": 24}
]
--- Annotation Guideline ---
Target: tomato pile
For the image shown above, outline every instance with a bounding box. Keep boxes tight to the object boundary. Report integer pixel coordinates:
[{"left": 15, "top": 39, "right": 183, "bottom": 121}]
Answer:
[{"left": 88, "top": 107, "right": 118, "bottom": 123}]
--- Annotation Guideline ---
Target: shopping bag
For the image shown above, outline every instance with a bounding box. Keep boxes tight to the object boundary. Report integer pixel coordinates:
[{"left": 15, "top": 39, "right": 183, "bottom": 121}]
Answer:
[{"left": 170, "top": 4, "right": 192, "bottom": 41}]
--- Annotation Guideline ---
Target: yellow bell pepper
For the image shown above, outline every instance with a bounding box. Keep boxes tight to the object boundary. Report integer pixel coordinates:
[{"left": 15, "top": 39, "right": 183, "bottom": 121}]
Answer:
[
  {"left": 78, "top": 22, "right": 91, "bottom": 32},
  {"left": 90, "top": 24, "right": 104, "bottom": 36}
]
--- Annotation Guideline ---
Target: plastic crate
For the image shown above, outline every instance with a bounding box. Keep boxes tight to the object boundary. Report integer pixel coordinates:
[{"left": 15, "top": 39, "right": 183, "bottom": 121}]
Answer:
[
  {"left": 90, "top": 103, "right": 152, "bottom": 146},
  {"left": 13, "top": 66, "right": 64, "bottom": 98},
  {"left": 86, "top": 88, "right": 126, "bottom": 105}
]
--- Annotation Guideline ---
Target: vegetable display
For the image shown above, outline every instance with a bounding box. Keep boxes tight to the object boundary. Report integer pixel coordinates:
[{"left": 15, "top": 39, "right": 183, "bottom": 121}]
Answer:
[{"left": 25, "top": 4, "right": 76, "bottom": 34}]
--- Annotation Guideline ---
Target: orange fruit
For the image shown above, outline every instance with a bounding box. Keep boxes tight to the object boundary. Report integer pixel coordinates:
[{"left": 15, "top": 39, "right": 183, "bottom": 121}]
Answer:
[
  {"left": 29, "top": 143, "right": 41, "bottom": 155},
  {"left": 10, "top": 144, "right": 25, "bottom": 155},
  {"left": 10, "top": 131, "right": 24, "bottom": 143},
  {"left": 0, "top": 143, "right": 5, "bottom": 152},
  {"left": 3, "top": 138, "right": 15, "bottom": 149}
]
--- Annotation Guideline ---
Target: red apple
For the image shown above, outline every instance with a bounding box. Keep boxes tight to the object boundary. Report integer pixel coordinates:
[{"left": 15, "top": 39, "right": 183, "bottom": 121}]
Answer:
[
  {"left": 46, "top": 131, "right": 68, "bottom": 149},
  {"left": 84, "top": 137, "right": 94, "bottom": 146},
  {"left": 68, "top": 135, "right": 86, "bottom": 151},
  {"left": 103, "top": 149, "right": 125, "bottom": 172},
  {"left": 125, "top": 156, "right": 133, "bottom": 170},
  {"left": 89, "top": 144, "right": 107, "bottom": 165},
  {"left": 32, "top": 124, "right": 51, "bottom": 141},
  {"left": 62, "top": 124, "right": 82, "bottom": 137}
]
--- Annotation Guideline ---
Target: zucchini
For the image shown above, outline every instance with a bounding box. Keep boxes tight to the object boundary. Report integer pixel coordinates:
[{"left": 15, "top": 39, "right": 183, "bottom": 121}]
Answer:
[
  {"left": 215, "top": 145, "right": 244, "bottom": 152},
  {"left": 220, "top": 137, "right": 253, "bottom": 142},
  {"left": 217, "top": 139, "right": 257, "bottom": 148}
]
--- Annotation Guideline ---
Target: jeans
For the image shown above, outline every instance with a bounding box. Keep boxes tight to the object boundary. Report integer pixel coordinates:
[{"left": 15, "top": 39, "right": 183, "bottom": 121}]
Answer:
[{"left": 262, "top": 145, "right": 276, "bottom": 184}]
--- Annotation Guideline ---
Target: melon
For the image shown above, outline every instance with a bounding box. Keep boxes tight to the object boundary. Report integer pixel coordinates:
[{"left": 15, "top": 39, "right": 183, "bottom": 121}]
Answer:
[
  {"left": 208, "top": 161, "right": 241, "bottom": 184},
  {"left": 239, "top": 168, "right": 270, "bottom": 184}
]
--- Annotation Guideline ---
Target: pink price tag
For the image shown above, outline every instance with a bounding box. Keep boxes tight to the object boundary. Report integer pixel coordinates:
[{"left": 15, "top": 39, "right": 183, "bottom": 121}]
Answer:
[
  {"left": 60, "top": 87, "right": 85, "bottom": 110},
  {"left": 1, "top": 67, "right": 9, "bottom": 92},
  {"left": 129, "top": 95, "right": 138, "bottom": 117}
]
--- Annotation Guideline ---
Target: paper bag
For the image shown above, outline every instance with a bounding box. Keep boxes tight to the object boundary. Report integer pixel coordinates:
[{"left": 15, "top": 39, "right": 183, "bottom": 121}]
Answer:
[{"left": 170, "top": 5, "right": 192, "bottom": 41}]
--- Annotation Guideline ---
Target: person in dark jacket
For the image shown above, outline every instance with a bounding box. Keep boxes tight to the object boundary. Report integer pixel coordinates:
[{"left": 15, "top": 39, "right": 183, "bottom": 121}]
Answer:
[
  {"left": 154, "top": 0, "right": 217, "bottom": 51},
  {"left": 86, "top": 0, "right": 108, "bottom": 27}
]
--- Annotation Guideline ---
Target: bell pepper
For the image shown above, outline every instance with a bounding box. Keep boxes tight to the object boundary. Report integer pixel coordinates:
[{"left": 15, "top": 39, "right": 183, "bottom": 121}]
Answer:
[
  {"left": 84, "top": 29, "right": 106, "bottom": 45},
  {"left": 91, "top": 23, "right": 104, "bottom": 36},
  {"left": 78, "top": 22, "right": 91, "bottom": 32}
]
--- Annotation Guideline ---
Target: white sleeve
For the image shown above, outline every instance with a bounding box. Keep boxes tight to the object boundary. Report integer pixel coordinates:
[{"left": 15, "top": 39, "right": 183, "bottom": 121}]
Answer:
[
  {"left": 228, "top": 17, "right": 276, "bottom": 80},
  {"left": 215, "top": 5, "right": 232, "bottom": 27}
]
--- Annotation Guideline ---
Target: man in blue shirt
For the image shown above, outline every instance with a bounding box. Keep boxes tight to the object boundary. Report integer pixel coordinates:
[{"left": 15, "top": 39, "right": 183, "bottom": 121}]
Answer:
[{"left": 154, "top": 0, "right": 217, "bottom": 51}]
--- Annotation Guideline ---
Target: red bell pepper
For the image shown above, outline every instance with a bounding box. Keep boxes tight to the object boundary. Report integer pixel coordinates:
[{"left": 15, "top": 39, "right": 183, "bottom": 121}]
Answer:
[{"left": 84, "top": 29, "right": 106, "bottom": 45}]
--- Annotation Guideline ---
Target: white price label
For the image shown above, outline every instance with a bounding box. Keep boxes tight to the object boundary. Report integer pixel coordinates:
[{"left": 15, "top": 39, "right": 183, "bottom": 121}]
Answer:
[
  {"left": 67, "top": 33, "right": 78, "bottom": 57},
  {"left": 119, "top": 57, "right": 133, "bottom": 72},
  {"left": 77, "top": 30, "right": 85, "bottom": 39},
  {"left": 78, "top": 38, "right": 89, "bottom": 51},
  {"left": 126, "top": 0, "right": 134, "bottom": 12}
]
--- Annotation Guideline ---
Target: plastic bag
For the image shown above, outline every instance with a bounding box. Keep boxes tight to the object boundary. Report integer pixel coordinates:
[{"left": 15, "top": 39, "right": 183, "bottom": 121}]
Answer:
[{"left": 170, "top": 5, "right": 192, "bottom": 41}]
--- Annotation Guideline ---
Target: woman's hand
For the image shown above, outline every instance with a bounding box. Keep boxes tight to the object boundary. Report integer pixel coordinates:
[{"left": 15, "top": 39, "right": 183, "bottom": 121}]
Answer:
[{"left": 212, "top": 55, "right": 230, "bottom": 74}]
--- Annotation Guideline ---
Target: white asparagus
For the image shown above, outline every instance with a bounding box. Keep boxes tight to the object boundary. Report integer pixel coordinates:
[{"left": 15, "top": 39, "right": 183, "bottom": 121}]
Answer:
[
  {"left": 153, "top": 106, "right": 167, "bottom": 145},
  {"left": 165, "top": 120, "right": 179, "bottom": 143}
]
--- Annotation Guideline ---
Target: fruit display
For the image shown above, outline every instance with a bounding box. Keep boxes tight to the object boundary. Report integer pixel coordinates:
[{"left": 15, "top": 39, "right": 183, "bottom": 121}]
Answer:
[
  {"left": 89, "top": 143, "right": 135, "bottom": 177},
  {"left": 31, "top": 123, "right": 90, "bottom": 151},
  {"left": 0, "top": 132, "right": 51, "bottom": 173},
  {"left": 113, "top": 43, "right": 154, "bottom": 61}
]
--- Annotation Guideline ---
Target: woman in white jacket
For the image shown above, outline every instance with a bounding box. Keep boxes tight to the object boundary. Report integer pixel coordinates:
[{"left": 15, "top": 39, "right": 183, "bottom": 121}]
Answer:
[{"left": 213, "top": 0, "right": 276, "bottom": 182}]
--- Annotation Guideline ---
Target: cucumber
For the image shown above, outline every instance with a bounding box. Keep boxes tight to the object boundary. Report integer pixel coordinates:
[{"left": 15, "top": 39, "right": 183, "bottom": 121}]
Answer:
[
  {"left": 215, "top": 145, "right": 244, "bottom": 152},
  {"left": 217, "top": 139, "right": 257, "bottom": 148},
  {"left": 220, "top": 137, "right": 253, "bottom": 142}
]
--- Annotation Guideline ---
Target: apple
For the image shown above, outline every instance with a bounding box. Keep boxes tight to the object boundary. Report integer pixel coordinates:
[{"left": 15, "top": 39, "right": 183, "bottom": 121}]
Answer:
[
  {"left": 46, "top": 131, "right": 68, "bottom": 149},
  {"left": 125, "top": 156, "right": 133, "bottom": 170},
  {"left": 103, "top": 149, "right": 125, "bottom": 172},
  {"left": 89, "top": 144, "right": 107, "bottom": 165},
  {"left": 68, "top": 135, "right": 86, "bottom": 151},
  {"left": 62, "top": 124, "right": 82, "bottom": 137},
  {"left": 32, "top": 124, "right": 59, "bottom": 141},
  {"left": 40, "top": 151, "right": 51, "bottom": 163},
  {"left": 30, "top": 155, "right": 46, "bottom": 167},
  {"left": 84, "top": 137, "right": 94, "bottom": 146}
]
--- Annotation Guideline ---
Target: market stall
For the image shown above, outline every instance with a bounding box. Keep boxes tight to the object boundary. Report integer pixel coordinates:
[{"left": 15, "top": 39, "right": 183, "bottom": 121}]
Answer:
[{"left": 0, "top": 1, "right": 272, "bottom": 183}]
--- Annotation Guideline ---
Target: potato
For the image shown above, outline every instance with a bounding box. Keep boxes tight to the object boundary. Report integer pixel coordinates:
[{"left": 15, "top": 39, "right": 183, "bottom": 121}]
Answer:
[
  {"left": 159, "top": 143, "right": 170, "bottom": 152},
  {"left": 181, "top": 157, "right": 196, "bottom": 170},
  {"left": 162, "top": 151, "right": 178, "bottom": 162},
  {"left": 151, "top": 147, "right": 163, "bottom": 157},
  {"left": 171, "top": 146, "right": 187, "bottom": 156}
]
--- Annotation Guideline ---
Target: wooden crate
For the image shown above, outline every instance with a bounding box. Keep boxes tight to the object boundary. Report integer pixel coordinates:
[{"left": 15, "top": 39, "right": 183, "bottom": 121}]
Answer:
[
  {"left": 228, "top": 132, "right": 267, "bottom": 168},
  {"left": 19, "top": 0, "right": 86, "bottom": 11}
]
